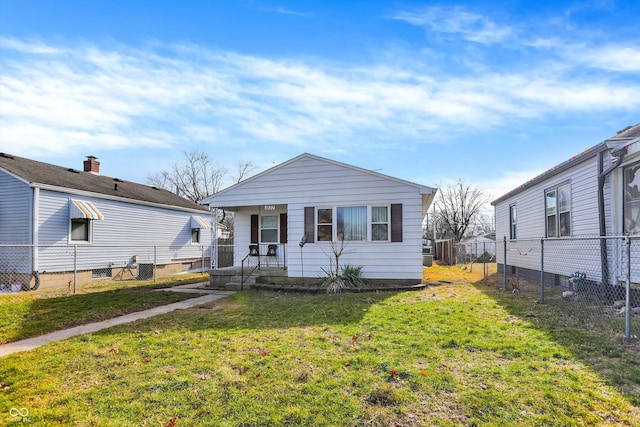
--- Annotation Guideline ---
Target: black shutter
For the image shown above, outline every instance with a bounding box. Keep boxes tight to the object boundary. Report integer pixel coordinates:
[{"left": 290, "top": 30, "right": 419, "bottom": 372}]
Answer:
[
  {"left": 251, "top": 214, "right": 259, "bottom": 244},
  {"left": 304, "top": 207, "right": 315, "bottom": 243},
  {"left": 279, "top": 213, "right": 288, "bottom": 243},
  {"left": 391, "top": 204, "right": 403, "bottom": 242}
]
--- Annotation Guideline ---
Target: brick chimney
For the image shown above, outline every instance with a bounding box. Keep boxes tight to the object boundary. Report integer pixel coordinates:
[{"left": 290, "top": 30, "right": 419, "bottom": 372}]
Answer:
[{"left": 83, "top": 156, "right": 100, "bottom": 174}]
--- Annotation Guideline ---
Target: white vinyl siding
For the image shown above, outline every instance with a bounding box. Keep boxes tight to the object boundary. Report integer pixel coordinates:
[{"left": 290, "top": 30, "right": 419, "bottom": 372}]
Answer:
[{"left": 0, "top": 170, "right": 32, "bottom": 244}]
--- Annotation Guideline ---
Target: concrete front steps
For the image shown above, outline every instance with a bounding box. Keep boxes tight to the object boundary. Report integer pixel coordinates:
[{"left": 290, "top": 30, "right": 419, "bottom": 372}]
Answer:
[{"left": 208, "top": 267, "right": 287, "bottom": 291}]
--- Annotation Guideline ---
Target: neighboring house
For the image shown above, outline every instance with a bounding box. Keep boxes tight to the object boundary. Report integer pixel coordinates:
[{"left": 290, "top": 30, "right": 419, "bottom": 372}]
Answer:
[
  {"left": 0, "top": 153, "right": 213, "bottom": 288},
  {"left": 200, "top": 153, "right": 437, "bottom": 284},
  {"left": 491, "top": 123, "right": 640, "bottom": 289}
]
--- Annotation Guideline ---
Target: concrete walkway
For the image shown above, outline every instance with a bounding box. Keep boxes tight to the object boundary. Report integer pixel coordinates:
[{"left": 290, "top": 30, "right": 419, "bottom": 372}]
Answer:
[{"left": 0, "top": 283, "right": 234, "bottom": 357}]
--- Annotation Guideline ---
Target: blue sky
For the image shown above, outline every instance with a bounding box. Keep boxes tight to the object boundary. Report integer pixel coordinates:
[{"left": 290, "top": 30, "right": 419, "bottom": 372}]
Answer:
[{"left": 1, "top": 0, "right": 639, "bottom": 204}]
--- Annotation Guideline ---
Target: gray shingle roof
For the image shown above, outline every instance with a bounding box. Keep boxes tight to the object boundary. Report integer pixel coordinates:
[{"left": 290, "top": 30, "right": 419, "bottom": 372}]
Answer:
[{"left": 0, "top": 153, "right": 208, "bottom": 212}]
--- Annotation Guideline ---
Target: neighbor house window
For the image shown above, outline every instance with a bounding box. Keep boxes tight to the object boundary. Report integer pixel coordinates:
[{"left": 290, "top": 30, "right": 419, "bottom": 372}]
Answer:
[
  {"left": 260, "top": 215, "right": 278, "bottom": 243},
  {"left": 509, "top": 205, "right": 517, "bottom": 239},
  {"left": 371, "top": 206, "right": 389, "bottom": 241},
  {"left": 191, "top": 228, "right": 201, "bottom": 243},
  {"left": 545, "top": 183, "right": 571, "bottom": 237},
  {"left": 317, "top": 209, "right": 333, "bottom": 241},
  {"left": 624, "top": 162, "right": 640, "bottom": 235},
  {"left": 337, "top": 206, "right": 367, "bottom": 241},
  {"left": 71, "top": 218, "right": 90, "bottom": 242}
]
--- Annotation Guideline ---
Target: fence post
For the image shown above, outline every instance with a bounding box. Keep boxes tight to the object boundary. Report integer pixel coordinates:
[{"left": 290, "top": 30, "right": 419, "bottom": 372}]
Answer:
[
  {"left": 625, "top": 237, "right": 632, "bottom": 341},
  {"left": 540, "top": 238, "right": 545, "bottom": 304},
  {"left": 503, "top": 236, "right": 507, "bottom": 290},
  {"left": 73, "top": 245, "right": 77, "bottom": 294},
  {"left": 483, "top": 242, "right": 487, "bottom": 280}
]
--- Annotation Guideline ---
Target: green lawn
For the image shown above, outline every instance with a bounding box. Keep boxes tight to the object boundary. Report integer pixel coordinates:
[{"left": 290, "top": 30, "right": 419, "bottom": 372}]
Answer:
[
  {"left": 1, "top": 269, "right": 639, "bottom": 426},
  {"left": 0, "top": 274, "right": 208, "bottom": 344}
]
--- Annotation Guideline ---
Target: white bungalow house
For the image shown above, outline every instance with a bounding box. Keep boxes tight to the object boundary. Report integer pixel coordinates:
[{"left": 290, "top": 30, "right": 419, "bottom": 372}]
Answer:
[
  {"left": 491, "top": 123, "right": 640, "bottom": 294},
  {"left": 0, "top": 153, "right": 214, "bottom": 290},
  {"left": 199, "top": 153, "right": 437, "bottom": 287}
]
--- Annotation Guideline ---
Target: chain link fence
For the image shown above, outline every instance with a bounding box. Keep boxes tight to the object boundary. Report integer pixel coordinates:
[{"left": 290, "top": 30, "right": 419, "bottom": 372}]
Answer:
[
  {"left": 455, "top": 240, "right": 497, "bottom": 280},
  {"left": 493, "top": 235, "right": 640, "bottom": 341},
  {"left": 0, "top": 243, "right": 220, "bottom": 295}
]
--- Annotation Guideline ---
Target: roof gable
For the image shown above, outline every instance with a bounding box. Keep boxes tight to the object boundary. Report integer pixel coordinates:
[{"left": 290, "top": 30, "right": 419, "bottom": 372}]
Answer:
[
  {"left": 0, "top": 153, "right": 208, "bottom": 212},
  {"left": 200, "top": 153, "right": 435, "bottom": 205}
]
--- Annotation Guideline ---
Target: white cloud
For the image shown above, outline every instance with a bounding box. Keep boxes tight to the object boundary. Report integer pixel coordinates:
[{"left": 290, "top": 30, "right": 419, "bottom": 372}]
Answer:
[
  {"left": 0, "top": 36, "right": 64, "bottom": 54},
  {"left": 391, "top": 6, "right": 513, "bottom": 44},
  {"left": 0, "top": 39, "right": 638, "bottom": 159},
  {"left": 528, "top": 38, "right": 640, "bottom": 72},
  {"left": 476, "top": 169, "right": 546, "bottom": 202}
]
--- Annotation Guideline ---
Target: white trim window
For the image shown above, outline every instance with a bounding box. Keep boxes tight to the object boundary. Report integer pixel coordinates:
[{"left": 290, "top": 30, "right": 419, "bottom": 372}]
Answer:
[
  {"left": 69, "top": 199, "right": 103, "bottom": 243},
  {"left": 70, "top": 218, "right": 91, "bottom": 242},
  {"left": 337, "top": 206, "right": 367, "bottom": 241},
  {"left": 191, "top": 228, "right": 201, "bottom": 243},
  {"left": 624, "top": 162, "right": 640, "bottom": 235},
  {"left": 509, "top": 204, "right": 517, "bottom": 239},
  {"left": 317, "top": 209, "right": 333, "bottom": 241},
  {"left": 545, "top": 183, "right": 571, "bottom": 237},
  {"left": 260, "top": 215, "right": 279, "bottom": 243},
  {"left": 315, "top": 205, "right": 391, "bottom": 242},
  {"left": 371, "top": 206, "right": 389, "bottom": 241}
]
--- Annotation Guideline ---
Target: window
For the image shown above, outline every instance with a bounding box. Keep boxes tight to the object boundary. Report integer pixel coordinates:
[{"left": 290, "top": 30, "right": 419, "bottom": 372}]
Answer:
[
  {"left": 306, "top": 204, "right": 401, "bottom": 243},
  {"left": 71, "top": 218, "right": 90, "bottom": 242},
  {"left": 315, "top": 206, "right": 390, "bottom": 241},
  {"left": 624, "top": 162, "right": 640, "bottom": 235},
  {"left": 317, "top": 209, "right": 333, "bottom": 241},
  {"left": 260, "top": 215, "right": 278, "bottom": 243},
  {"left": 545, "top": 183, "right": 571, "bottom": 237},
  {"left": 191, "top": 228, "right": 201, "bottom": 243},
  {"left": 337, "top": 206, "right": 367, "bottom": 241},
  {"left": 371, "top": 206, "right": 389, "bottom": 241},
  {"left": 509, "top": 205, "right": 517, "bottom": 239}
]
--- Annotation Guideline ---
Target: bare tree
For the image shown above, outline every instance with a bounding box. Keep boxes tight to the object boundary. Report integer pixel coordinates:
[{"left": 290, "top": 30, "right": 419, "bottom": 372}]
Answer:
[
  {"left": 232, "top": 161, "right": 256, "bottom": 184},
  {"left": 147, "top": 150, "right": 227, "bottom": 203},
  {"left": 147, "top": 151, "right": 256, "bottom": 231},
  {"left": 434, "top": 179, "right": 490, "bottom": 242}
]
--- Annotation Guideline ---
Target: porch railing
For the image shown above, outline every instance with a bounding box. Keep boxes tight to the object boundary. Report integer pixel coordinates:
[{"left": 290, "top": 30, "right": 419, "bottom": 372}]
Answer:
[{"left": 240, "top": 243, "right": 286, "bottom": 289}]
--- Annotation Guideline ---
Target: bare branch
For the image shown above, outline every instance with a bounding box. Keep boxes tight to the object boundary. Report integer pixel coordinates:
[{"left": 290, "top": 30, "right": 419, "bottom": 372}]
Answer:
[{"left": 433, "top": 179, "right": 491, "bottom": 241}]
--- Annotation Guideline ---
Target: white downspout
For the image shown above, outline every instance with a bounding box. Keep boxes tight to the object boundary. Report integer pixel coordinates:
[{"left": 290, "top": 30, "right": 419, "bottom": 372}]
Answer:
[{"left": 32, "top": 187, "right": 39, "bottom": 271}]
